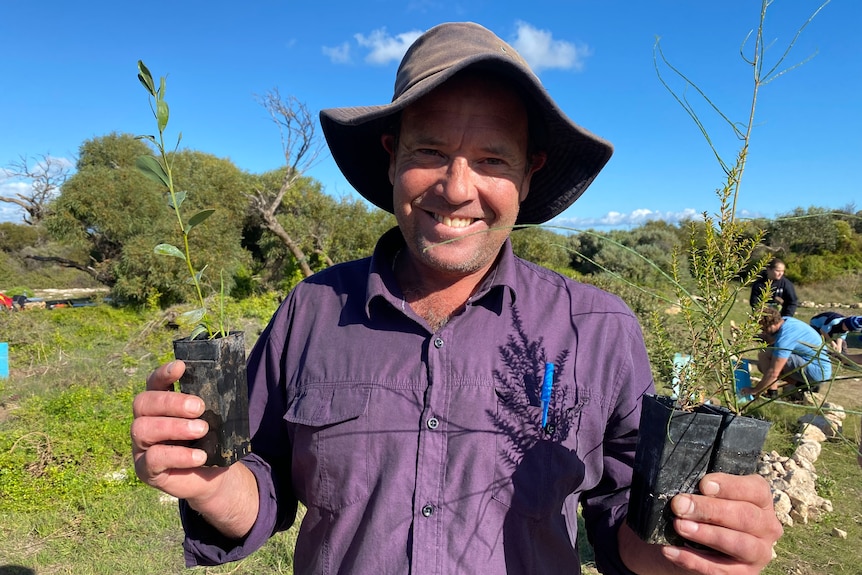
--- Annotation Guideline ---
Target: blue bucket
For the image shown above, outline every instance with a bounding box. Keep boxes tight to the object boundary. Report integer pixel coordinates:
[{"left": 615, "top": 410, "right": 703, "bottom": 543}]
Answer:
[
  {"left": 0, "top": 342, "right": 8, "bottom": 379},
  {"left": 734, "top": 359, "right": 753, "bottom": 402}
]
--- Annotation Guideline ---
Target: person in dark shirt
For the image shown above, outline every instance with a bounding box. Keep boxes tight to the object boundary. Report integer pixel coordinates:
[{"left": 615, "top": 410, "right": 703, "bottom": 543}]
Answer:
[
  {"left": 131, "top": 22, "right": 781, "bottom": 575},
  {"left": 749, "top": 257, "right": 798, "bottom": 316}
]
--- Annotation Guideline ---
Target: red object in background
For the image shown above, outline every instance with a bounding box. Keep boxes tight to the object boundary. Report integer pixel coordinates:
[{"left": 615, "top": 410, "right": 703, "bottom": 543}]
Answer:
[{"left": 0, "top": 293, "right": 13, "bottom": 310}]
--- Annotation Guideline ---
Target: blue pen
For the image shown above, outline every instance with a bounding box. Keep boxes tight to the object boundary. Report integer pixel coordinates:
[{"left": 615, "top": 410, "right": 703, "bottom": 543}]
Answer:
[{"left": 541, "top": 362, "right": 555, "bottom": 429}]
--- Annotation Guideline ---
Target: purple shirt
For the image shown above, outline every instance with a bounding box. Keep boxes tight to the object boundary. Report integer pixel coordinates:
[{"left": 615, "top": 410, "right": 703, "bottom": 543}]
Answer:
[{"left": 181, "top": 228, "right": 654, "bottom": 574}]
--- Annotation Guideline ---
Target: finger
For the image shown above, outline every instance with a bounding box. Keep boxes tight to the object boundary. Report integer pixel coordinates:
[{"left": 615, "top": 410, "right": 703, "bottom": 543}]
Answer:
[
  {"left": 700, "top": 473, "right": 775, "bottom": 508},
  {"left": 670, "top": 514, "right": 768, "bottom": 565},
  {"left": 132, "top": 389, "right": 205, "bottom": 419},
  {"left": 135, "top": 454, "right": 233, "bottom": 502},
  {"left": 661, "top": 544, "right": 741, "bottom": 573},
  {"left": 135, "top": 442, "right": 208, "bottom": 476},
  {"left": 669, "top": 474, "right": 782, "bottom": 563},
  {"left": 145, "top": 360, "right": 186, "bottom": 391},
  {"left": 133, "top": 446, "right": 212, "bottom": 497},
  {"left": 670, "top": 483, "right": 767, "bottom": 535},
  {"left": 130, "top": 416, "right": 208, "bottom": 453}
]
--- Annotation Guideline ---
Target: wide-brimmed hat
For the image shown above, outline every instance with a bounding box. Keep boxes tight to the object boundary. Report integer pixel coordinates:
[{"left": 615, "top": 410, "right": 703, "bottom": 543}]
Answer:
[{"left": 320, "top": 21, "right": 613, "bottom": 225}]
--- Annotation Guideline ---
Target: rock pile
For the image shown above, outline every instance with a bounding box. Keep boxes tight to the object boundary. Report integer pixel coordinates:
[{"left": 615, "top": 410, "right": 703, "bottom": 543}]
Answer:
[
  {"left": 757, "top": 394, "right": 847, "bottom": 529},
  {"left": 799, "top": 301, "right": 862, "bottom": 310}
]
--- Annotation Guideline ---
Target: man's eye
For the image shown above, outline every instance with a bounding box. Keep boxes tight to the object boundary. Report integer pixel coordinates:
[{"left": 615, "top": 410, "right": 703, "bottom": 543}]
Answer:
[
  {"left": 484, "top": 158, "right": 505, "bottom": 165},
  {"left": 418, "top": 148, "right": 442, "bottom": 156}
]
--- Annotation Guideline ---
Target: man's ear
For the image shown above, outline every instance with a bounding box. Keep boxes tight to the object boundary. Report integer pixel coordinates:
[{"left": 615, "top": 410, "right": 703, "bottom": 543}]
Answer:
[{"left": 381, "top": 134, "right": 397, "bottom": 186}]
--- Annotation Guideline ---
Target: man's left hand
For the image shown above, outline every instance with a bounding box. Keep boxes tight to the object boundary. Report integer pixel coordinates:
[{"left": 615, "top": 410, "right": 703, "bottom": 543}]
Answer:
[
  {"left": 620, "top": 472, "right": 783, "bottom": 574},
  {"left": 662, "top": 473, "right": 782, "bottom": 573}
]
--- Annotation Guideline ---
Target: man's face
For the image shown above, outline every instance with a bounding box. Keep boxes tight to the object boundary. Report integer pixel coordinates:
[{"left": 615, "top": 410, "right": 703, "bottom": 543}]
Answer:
[
  {"left": 382, "top": 74, "right": 546, "bottom": 279},
  {"left": 767, "top": 264, "right": 786, "bottom": 281}
]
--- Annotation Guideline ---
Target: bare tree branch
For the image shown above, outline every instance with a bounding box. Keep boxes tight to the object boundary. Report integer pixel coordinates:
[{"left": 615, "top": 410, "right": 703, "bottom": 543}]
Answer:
[
  {"left": 23, "top": 254, "right": 116, "bottom": 286},
  {"left": 1, "top": 154, "right": 72, "bottom": 225},
  {"left": 248, "top": 89, "right": 326, "bottom": 277}
]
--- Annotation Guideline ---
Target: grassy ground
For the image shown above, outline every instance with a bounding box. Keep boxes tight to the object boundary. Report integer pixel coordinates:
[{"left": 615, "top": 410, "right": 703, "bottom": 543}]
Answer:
[{"left": 0, "top": 282, "right": 860, "bottom": 574}]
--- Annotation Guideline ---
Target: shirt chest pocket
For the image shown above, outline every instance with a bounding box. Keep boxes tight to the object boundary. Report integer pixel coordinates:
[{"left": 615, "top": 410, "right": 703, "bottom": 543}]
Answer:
[
  {"left": 492, "top": 382, "right": 591, "bottom": 519},
  {"left": 285, "top": 386, "right": 372, "bottom": 512}
]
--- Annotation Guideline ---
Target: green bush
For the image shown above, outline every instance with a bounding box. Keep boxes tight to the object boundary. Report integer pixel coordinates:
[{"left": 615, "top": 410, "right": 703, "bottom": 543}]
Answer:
[{"left": 0, "top": 382, "right": 138, "bottom": 513}]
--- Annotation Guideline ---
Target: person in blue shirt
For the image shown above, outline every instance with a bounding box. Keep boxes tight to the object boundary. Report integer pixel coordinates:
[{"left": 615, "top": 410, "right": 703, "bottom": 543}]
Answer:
[
  {"left": 810, "top": 311, "right": 862, "bottom": 354},
  {"left": 742, "top": 307, "right": 832, "bottom": 397}
]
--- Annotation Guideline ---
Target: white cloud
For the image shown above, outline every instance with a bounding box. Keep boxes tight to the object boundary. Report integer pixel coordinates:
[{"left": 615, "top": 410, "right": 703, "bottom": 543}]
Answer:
[
  {"left": 328, "top": 23, "right": 586, "bottom": 71},
  {"left": 551, "top": 208, "right": 703, "bottom": 230},
  {"left": 354, "top": 28, "right": 423, "bottom": 65},
  {"left": 510, "top": 21, "right": 591, "bottom": 73},
  {"left": 0, "top": 181, "right": 31, "bottom": 223},
  {"left": 0, "top": 155, "right": 75, "bottom": 224},
  {"left": 322, "top": 42, "right": 351, "bottom": 64}
]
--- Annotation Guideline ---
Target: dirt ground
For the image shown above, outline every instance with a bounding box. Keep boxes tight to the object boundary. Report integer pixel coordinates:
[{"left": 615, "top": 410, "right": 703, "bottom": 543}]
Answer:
[{"left": 826, "top": 373, "right": 862, "bottom": 411}]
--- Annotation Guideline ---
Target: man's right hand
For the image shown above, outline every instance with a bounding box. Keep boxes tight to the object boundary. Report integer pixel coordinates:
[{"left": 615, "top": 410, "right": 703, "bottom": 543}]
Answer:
[
  {"left": 131, "top": 361, "right": 260, "bottom": 539},
  {"left": 131, "top": 361, "right": 226, "bottom": 499}
]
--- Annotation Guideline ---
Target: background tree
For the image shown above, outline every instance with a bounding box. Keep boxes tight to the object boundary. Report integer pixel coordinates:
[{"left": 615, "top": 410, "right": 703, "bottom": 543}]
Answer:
[
  {"left": 248, "top": 89, "right": 325, "bottom": 278},
  {"left": 1, "top": 154, "right": 71, "bottom": 224},
  {"left": 510, "top": 227, "right": 570, "bottom": 270},
  {"left": 248, "top": 168, "right": 394, "bottom": 288},
  {"left": 763, "top": 207, "right": 862, "bottom": 283},
  {"left": 45, "top": 133, "right": 252, "bottom": 305},
  {"left": 567, "top": 221, "right": 685, "bottom": 288}
]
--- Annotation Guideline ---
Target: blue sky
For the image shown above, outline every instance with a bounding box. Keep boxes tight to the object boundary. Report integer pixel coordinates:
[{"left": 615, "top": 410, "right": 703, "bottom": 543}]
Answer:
[{"left": 1, "top": 0, "right": 859, "bottom": 228}]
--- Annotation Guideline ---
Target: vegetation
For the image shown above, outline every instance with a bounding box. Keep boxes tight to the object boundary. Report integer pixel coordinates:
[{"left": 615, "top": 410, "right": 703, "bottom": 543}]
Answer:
[
  {"left": 0, "top": 1, "right": 859, "bottom": 570},
  {"left": 0, "top": 291, "right": 859, "bottom": 574}
]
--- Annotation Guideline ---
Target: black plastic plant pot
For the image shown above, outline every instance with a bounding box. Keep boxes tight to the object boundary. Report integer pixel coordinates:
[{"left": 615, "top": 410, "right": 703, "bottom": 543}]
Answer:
[
  {"left": 626, "top": 394, "right": 771, "bottom": 546},
  {"left": 172, "top": 331, "right": 251, "bottom": 467}
]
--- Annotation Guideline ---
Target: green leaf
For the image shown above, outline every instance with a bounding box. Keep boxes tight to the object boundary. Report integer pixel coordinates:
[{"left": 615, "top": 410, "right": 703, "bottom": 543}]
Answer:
[
  {"left": 137, "top": 60, "right": 155, "bottom": 96},
  {"left": 178, "top": 308, "right": 207, "bottom": 326},
  {"left": 135, "top": 155, "right": 170, "bottom": 188},
  {"left": 190, "top": 324, "right": 210, "bottom": 340},
  {"left": 157, "top": 100, "right": 169, "bottom": 133},
  {"left": 154, "top": 243, "right": 185, "bottom": 259},
  {"left": 167, "top": 191, "right": 187, "bottom": 209},
  {"left": 186, "top": 264, "right": 208, "bottom": 285},
  {"left": 188, "top": 209, "right": 215, "bottom": 231}
]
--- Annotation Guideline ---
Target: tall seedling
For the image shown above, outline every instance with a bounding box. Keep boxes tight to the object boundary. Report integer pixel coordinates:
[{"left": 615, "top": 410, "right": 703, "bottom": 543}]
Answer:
[{"left": 135, "top": 60, "right": 224, "bottom": 340}]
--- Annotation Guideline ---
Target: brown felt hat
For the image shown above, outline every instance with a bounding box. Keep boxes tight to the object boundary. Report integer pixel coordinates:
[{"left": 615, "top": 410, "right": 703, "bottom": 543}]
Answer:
[{"left": 319, "top": 21, "right": 613, "bottom": 225}]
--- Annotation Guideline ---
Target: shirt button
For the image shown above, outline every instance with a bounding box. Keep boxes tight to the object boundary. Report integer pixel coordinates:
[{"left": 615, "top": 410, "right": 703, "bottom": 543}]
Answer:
[
  {"left": 433, "top": 337, "right": 444, "bottom": 349},
  {"left": 427, "top": 417, "right": 439, "bottom": 429},
  {"left": 421, "top": 504, "right": 434, "bottom": 517}
]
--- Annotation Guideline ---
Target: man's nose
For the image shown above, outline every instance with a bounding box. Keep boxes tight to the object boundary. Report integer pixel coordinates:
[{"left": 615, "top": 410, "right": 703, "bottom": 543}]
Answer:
[{"left": 439, "top": 157, "right": 473, "bottom": 204}]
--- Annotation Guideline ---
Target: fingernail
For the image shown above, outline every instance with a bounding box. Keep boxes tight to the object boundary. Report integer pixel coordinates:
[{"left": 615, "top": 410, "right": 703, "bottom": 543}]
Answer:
[
  {"left": 166, "top": 361, "right": 176, "bottom": 375},
  {"left": 192, "top": 450, "right": 207, "bottom": 465},
  {"left": 662, "top": 546, "right": 680, "bottom": 560},
  {"left": 672, "top": 494, "right": 695, "bottom": 516},
  {"left": 184, "top": 397, "right": 203, "bottom": 415},
  {"left": 189, "top": 419, "right": 207, "bottom": 434},
  {"left": 701, "top": 479, "right": 719, "bottom": 496},
  {"left": 675, "top": 519, "right": 699, "bottom": 535}
]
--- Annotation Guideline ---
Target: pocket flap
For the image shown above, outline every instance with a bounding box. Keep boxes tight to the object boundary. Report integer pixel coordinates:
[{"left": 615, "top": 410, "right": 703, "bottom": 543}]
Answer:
[{"left": 285, "top": 386, "right": 371, "bottom": 427}]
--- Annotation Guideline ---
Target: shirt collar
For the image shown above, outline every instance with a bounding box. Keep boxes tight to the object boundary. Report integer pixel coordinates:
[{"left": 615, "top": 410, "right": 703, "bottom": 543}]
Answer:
[{"left": 364, "top": 228, "right": 519, "bottom": 319}]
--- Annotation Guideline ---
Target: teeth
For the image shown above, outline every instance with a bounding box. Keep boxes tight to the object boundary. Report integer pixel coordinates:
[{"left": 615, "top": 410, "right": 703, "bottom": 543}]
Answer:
[{"left": 433, "top": 213, "right": 474, "bottom": 228}]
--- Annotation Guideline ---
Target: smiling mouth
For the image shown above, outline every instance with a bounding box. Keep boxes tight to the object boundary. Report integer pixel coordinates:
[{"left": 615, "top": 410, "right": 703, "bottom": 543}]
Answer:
[{"left": 432, "top": 213, "right": 475, "bottom": 228}]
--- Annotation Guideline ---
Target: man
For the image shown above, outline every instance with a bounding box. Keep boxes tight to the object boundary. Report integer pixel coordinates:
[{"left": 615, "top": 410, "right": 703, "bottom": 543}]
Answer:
[
  {"left": 742, "top": 307, "right": 832, "bottom": 397},
  {"left": 811, "top": 311, "right": 862, "bottom": 368},
  {"left": 749, "top": 258, "right": 798, "bottom": 317},
  {"left": 810, "top": 311, "right": 862, "bottom": 354},
  {"left": 132, "top": 22, "right": 781, "bottom": 574}
]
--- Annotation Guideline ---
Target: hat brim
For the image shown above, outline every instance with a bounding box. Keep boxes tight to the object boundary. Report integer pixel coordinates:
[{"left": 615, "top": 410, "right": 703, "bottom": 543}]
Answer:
[{"left": 320, "top": 57, "right": 613, "bottom": 225}]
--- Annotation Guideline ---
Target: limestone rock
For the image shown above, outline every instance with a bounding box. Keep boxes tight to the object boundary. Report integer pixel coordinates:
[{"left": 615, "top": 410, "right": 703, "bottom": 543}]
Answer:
[{"left": 792, "top": 440, "right": 822, "bottom": 464}]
